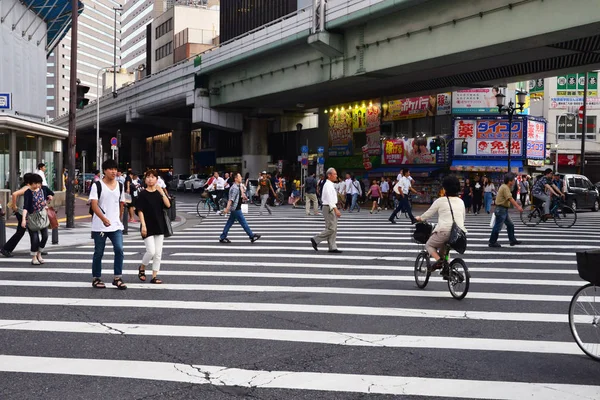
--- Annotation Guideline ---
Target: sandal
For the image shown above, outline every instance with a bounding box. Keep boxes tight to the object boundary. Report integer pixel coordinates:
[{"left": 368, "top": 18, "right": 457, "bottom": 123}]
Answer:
[
  {"left": 92, "top": 278, "right": 106, "bottom": 289},
  {"left": 138, "top": 266, "right": 146, "bottom": 282},
  {"left": 112, "top": 278, "right": 127, "bottom": 290},
  {"left": 150, "top": 277, "right": 162, "bottom": 284},
  {"left": 37, "top": 255, "right": 45, "bottom": 264}
]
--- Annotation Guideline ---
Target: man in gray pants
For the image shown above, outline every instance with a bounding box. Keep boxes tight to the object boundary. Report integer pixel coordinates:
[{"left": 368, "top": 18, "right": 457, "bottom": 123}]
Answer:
[
  {"left": 305, "top": 172, "right": 319, "bottom": 216},
  {"left": 310, "top": 168, "right": 342, "bottom": 254},
  {"left": 258, "top": 171, "right": 276, "bottom": 216}
]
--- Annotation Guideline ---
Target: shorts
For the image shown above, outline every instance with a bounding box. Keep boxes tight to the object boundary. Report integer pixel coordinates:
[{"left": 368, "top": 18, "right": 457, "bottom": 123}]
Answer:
[
  {"left": 370, "top": 196, "right": 380, "bottom": 202},
  {"left": 292, "top": 190, "right": 300, "bottom": 197},
  {"left": 426, "top": 230, "right": 451, "bottom": 251}
]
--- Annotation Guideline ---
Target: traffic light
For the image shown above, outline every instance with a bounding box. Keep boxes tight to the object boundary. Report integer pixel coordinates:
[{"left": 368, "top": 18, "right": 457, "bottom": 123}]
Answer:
[
  {"left": 461, "top": 141, "right": 468, "bottom": 154},
  {"left": 430, "top": 138, "right": 438, "bottom": 154},
  {"left": 435, "top": 138, "right": 442, "bottom": 153},
  {"left": 76, "top": 83, "right": 90, "bottom": 109}
]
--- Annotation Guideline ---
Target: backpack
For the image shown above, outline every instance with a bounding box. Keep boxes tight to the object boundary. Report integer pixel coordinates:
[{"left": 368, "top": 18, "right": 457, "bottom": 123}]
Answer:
[{"left": 89, "top": 181, "right": 124, "bottom": 215}]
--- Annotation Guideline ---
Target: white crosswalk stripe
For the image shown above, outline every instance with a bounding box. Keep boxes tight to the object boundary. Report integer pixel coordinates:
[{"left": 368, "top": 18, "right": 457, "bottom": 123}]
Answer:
[{"left": 1, "top": 203, "right": 599, "bottom": 398}]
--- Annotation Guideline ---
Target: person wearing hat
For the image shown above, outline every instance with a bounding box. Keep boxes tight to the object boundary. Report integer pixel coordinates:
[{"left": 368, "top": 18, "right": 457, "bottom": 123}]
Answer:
[{"left": 258, "top": 171, "right": 276, "bottom": 215}]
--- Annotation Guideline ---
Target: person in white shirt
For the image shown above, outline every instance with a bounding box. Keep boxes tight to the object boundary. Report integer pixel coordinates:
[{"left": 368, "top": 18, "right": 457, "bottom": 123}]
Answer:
[
  {"left": 344, "top": 174, "right": 353, "bottom": 211},
  {"left": 380, "top": 177, "right": 390, "bottom": 210},
  {"left": 349, "top": 176, "right": 362, "bottom": 212},
  {"left": 211, "top": 172, "right": 226, "bottom": 211},
  {"left": 416, "top": 175, "right": 467, "bottom": 278},
  {"left": 389, "top": 169, "right": 418, "bottom": 224},
  {"left": 89, "top": 159, "right": 127, "bottom": 290},
  {"left": 116, "top": 171, "right": 126, "bottom": 185},
  {"left": 311, "top": 168, "right": 342, "bottom": 253},
  {"left": 35, "top": 163, "right": 48, "bottom": 187}
]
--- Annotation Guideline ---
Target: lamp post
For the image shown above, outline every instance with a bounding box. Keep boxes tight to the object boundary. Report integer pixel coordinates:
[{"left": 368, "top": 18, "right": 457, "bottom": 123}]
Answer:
[
  {"left": 96, "top": 66, "right": 113, "bottom": 169},
  {"left": 496, "top": 91, "right": 528, "bottom": 172}
]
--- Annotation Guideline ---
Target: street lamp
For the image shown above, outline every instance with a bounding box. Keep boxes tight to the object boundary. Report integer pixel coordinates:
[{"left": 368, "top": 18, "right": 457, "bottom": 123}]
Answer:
[{"left": 496, "top": 91, "right": 527, "bottom": 172}]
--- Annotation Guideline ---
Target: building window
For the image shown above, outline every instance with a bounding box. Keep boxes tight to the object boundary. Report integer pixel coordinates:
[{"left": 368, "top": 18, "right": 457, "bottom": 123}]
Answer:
[
  {"left": 155, "top": 18, "right": 173, "bottom": 39},
  {"left": 155, "top": 41, "right": 173, "bottom": 61},
  {"left": 557, "top": 115, "right": 597, "bottom": 140}
]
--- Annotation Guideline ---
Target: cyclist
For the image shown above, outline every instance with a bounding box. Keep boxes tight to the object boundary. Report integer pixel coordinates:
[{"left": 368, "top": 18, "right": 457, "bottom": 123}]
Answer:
[
  {"left": 532, "top": 168, "right": 564, "bottom": 219},
  {"left": 415, "top": 175, "right": 466, "bottom": 277}
]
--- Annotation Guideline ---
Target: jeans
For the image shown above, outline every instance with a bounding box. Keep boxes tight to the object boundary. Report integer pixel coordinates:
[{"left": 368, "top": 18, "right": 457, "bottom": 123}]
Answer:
[
  {"left": 489, "top": 206, "right": 516, "bottom": 244},
  {"left": 345, "top": 194, "right": 352, "bottom": 210},
  {"left": 220, "top": 209, "right": 254, "bottom": 239},
  {"left": 28, "top": 227, "right": 48, "bottom": 255},
  {"left": 390, "top": 195, "right": 414, "bottom": 221},
  {"left": 92, "top": 230, "right": 124, "bottom": 278},
  {"left": 142, "top": 235, "right": 164, "bottom": 272},
  {"left": 484, "top": 192, "right": 493, "bottom": 213},
  {"left": 350, "top": 193, "right": 360, "bottom": 212},
  {"left": 534, "top": 193, "right": 551, "bottom": 214},
  {"left": 259, "top": 194, "right": 272, "bottom": 215},
  {"left": 3, "top": 212, "right": 26, "bottom": 252}
]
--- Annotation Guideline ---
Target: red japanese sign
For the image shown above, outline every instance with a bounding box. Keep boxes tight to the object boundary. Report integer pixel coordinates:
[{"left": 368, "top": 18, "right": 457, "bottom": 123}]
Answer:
[{"left": 477, "top": 139, "right": 522, "bottom": 156}]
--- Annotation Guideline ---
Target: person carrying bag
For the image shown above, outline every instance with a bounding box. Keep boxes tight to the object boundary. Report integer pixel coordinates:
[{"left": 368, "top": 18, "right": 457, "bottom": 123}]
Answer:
[{"left": 21, "top": 174, "right": 53, "bottom": 265}]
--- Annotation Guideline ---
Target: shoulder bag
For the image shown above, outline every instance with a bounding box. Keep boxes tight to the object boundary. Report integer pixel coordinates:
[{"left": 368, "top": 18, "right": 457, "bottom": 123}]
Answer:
[
  {"left": 163, "top": 208, "right": 173, "bottom": 238},
  {"left": 446, "top": 197, "right": 467, "bottom": 254},
  {"left": 28, "top": 208, "right": 49, "bottom": 231}
]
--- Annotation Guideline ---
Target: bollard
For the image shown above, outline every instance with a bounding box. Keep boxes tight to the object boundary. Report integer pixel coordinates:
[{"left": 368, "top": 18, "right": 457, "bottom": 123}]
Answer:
[
  {"left": 122, "top": 204, "right": 129, "bottom": 235},
  {"left": 169, "top": 196, "right": 176, "bottom": 221},
  {"left": 0, "top": 205, "right": 5, "bottom": 248},
  {"left": 52, "top": 228, "right": 59, "bottom": 244}
]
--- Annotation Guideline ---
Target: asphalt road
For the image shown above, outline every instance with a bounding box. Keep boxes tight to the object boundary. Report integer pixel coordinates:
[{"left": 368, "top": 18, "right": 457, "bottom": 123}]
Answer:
[{"left": 1, "top": 193, "right": 600, "bottom": 400}]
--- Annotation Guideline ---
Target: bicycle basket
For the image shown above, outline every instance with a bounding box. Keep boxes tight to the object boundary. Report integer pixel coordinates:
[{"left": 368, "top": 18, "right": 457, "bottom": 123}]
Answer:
[
  {"left": 412, "top": 222, "right": 433, "bottom": 244},
  {"left": 576, "top": 249, "right": 600, "bottom": 285},
  {"left": 201, "top": 191, "right": 209, "bottom": 198}
]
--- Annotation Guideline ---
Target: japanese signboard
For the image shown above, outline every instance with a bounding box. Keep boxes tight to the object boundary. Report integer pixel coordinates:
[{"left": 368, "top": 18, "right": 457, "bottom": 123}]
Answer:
[
  {"left": 453, "top": 119, "right": 524, "bottom": 157},
  {"left": 529, "top": 78, "right": 544, "bottom": 100},
  {"left": 436, "top": 92, "right": 452, "bottom": 115},
  {"left": 556, "top": 72, "right": 598, "bottom": 97},
  {"left": 382, "top": 137, "right": 439, "bottom": 165},
  {"left": 362, "top": 145, "right": 372, "bottom": 170},
  {"left": 365, "top": 102, "right": 381, "bottom": 155},
  {"left": 328, "top": 108, "right": 353, "bottom": 156},
  {"left": 549, "top": 96, "right": 600, "bottom": 110},
  {"left": 452, "top": 88, "right": 502, "bottom": 114},
  {"left": 526, "top": 120, "right": 546, "bottom": 159},
  {"left": 557, "top": 154, "right": 580, "bottom": 166},
  {"left": 382, "top": 95, "right": 435, "bottom": 121},
  {"left": 352, "top": 104, "right": 367, "bottom": 132}
]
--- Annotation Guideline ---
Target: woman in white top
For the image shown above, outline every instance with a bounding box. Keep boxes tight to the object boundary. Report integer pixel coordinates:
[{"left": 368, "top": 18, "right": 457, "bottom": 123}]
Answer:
[
  {"left": 482, "top": 176, "right": 496, "bottom": 214},
  {"left": 416, "top": 175, "right": 467, "bottom": 274}
]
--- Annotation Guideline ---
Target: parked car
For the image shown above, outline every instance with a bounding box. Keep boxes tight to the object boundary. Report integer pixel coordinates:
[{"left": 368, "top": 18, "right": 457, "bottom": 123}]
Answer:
[
  {"left": 183, "top": 174, "right": 207, "bottom": 192},
  {"left": 560, "top": 174, "right": 599, "bottom": 212},
  {"left": 170, "top": 174, "right": 190, "bottom": 191}
]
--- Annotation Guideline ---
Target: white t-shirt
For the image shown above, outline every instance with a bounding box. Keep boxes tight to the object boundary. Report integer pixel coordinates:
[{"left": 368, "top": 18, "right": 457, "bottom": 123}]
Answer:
[
  {"left": 214, "top": 177, "right": 226, "bottom": 190},
  {"left": 36, "top": 170, "right": 48, "bottom": 187},
  {"left": 89, "top": 180, "right": 125, "bottom": 232},
  {"left": 157, "top": 176, "right": 166, "bottom": 189}
]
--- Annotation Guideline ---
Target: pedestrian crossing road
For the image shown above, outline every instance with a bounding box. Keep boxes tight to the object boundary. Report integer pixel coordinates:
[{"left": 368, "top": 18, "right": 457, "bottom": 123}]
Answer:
[{"left": 1, "top": 203, "right": 600, "bottom": 399}]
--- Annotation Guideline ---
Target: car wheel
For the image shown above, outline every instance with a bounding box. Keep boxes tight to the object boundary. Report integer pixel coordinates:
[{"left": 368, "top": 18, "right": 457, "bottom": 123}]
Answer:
[
  {"left": 592, "top": 199, "right": 599, "bottom": 212},
  {"left": 571, "top": 199, "right": 577, "bottom": 211}
]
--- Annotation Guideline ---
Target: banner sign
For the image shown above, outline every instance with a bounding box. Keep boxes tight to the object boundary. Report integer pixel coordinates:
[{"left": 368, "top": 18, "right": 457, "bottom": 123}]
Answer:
[
  {"left": 382, "top": 95, "right": 435, "bottom": 121},
  {"left": 549, "top": 97, "right": 600, "bottom": 110},
  {"left": 454, "top": 119, "right": 523, "bottom": 157},
  {"left": 328, "top": 109, "right": 353, "bottom": 156},
  {"left": 436, "top": 92, "right": 452, "bottom": 115},
  {"left": 365, "top": 102, "right": 381, "bottom": 155},
  {"left": 452, "top": 88, "right": 516, "bottom": 114},
  {"left": 362, "top": 145, "right": 372, "bottom": 170},
  {"left": 557, "top": 72, "right": 598, "bottom": 97},
  {"left": 382, "top": 137, "right": 439, "bottom": 165},
  {"left": 557, "top": 154, "right": 580, "bottom": 166},
  {"left": 528, "top": 78, "right": 544, "bottom": 100},
  {"left": 526, "top": 120, "right": 546, "bottom": 159}
]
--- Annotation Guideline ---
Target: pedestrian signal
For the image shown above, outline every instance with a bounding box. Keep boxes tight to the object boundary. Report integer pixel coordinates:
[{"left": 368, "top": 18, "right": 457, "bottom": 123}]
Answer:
[{"left": 461, "top": 141, "right": 468, "bottom": 154}]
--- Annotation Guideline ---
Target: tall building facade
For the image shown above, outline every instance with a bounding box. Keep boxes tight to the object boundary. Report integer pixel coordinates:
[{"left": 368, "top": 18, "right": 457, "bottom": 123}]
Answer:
[
  {"left": 121, "top": 0, "right": 167, "bottom": 71},
  {"left": 46, "top": 0, "right": 122, "bottom": 120},
  {"left": 220, "top": 0, "right": 297, "bottom": 43}
]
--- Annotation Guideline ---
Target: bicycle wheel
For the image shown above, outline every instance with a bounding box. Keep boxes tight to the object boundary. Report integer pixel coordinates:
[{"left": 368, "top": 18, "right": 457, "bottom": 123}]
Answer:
[
  {"left": 219, "top": 197, "right": 228, "bottom": 210},
  {"left": 196, "top": 198, "right": 207, "bottom": 218},
  {"left": 554, "top": 205, "right": 577, "bottom": 228},
  {"left": 569, "top": 283, "right": 600, "bottom": 361},
  {"left": 274, "top": 192, "right": 284, "bottom": 206},
  {"left": 447, "top": 258, "right": 470, "bottom": 300},
  {"left": 520, "top": 204, "right": 542, "bottom": 226},
  {"left": 252, "top": 196, "right": 261, "bottom": 206},
  {"left": 414, "top": 251, "right": 431, "bottom": 289}
]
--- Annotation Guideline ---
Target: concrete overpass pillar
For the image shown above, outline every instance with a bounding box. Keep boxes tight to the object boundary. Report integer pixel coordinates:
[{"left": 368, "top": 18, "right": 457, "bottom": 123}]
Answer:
[
  {"left": 171, "top": 123, "right": 191, "bottom": 175},
  {"left": 243, "top": 119, "right": 270, "bottom": 179},
  {"left": 130, "top": 135, "right": 145, "bottom": 173}
]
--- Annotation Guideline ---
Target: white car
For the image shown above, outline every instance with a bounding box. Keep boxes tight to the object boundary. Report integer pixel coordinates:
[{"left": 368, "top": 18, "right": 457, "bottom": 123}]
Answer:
[
  {"left": 183, "top": 174, "right": 207, "bottom": 192},
  {"left": 170, "top": 174, "right": 190, "bottom": 191}
]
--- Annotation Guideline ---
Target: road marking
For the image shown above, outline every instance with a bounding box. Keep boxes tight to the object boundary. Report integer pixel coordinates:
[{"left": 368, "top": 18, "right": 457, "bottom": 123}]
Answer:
[
  {"left": 0, "top": 355, "right": 597, "bottom": 399},
  {"left": 0, "top": 319, "right": 581, "bottom": 355},
  {"left": 0, "top": 296, "right": 572, "bottom": 322}
]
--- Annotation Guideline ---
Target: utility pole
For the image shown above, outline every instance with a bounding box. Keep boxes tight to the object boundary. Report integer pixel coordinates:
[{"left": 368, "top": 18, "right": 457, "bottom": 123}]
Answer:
[
  {"left": 581, "top": 72, "right": 588, "bottom": 176},
  {"left": 66, "top": 0, "right": 79, "bottom": 228}
]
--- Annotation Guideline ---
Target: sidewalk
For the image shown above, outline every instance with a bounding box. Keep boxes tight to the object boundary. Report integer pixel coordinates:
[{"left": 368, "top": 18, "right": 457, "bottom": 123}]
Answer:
[{"left": 3, "top": 196, "right": 187, "bottom": 254}]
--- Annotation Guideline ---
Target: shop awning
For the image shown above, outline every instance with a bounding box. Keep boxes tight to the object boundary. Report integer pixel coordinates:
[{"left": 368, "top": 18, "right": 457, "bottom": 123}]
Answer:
[{"left": 450, "top": 160, "right": 523, "bottom": 172}]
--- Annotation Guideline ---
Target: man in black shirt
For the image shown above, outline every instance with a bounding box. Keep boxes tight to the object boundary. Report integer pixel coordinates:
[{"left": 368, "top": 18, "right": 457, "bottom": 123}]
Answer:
[{"left": 305, "top": 173, "right": 318, "bottom": 216}]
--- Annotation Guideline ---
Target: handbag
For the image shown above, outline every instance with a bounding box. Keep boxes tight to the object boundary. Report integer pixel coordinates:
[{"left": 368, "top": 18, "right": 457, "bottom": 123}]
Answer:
[
  {"left": 446, "top": 197, "right": 467, "bottom": 254},
  {"left": 47, "top": 207, "right": 59, "bottom": 229},
  {"left": 163, "top": 209, "right": 173, "bottom": 238},
  {"left": 241, "top": 203, "right": 249, "bottom": 214},
  {"left": 28, "top": 208, "right": 49, "bottom": 232},
  {"left": 489, "top": 212, "right": 496, "bottom": 228}
]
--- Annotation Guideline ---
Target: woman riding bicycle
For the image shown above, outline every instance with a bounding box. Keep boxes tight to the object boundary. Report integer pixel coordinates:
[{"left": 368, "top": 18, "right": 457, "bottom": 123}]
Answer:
[{"left": 415, "top": 175, "right": 467, "bottom": 276}]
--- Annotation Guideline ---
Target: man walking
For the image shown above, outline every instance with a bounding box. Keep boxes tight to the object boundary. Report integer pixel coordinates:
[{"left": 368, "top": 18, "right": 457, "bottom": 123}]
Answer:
[
  {"left": 380, "top": 177, "right": 390, "bottom": 210},
  {"left": 35, "top": 163, "right": 48, "bottom": 187},
  {"left": 89, "top": 159, "right": 127, "bottom": 290},
  {"left": 349, "top": 176, "right": 362, "bottom": 212},
  {"left": 219, "top": 173, "right": 261, "bottom": 243},
  {"left": 344, "top": 173, "right": 352, "bottom": 211},
  {"left": 489, "top": 172, "right": 524, "bottom": 248},
  {"left": 258, "top": 171, "right": 276, "bottom": 215},
  {"left": 310, "top": 168, "right": 342, "bottom": 253},
  {"left": 389, "top": 169, "right": 417, "bottom": 224},
  {"left": 305, "top": 172, "right": 319, "bottom": 216}
]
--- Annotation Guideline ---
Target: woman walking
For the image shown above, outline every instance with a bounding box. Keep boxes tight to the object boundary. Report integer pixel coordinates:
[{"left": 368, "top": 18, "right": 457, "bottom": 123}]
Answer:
[
  {"left": 1, "top": 173, "right": 33, "bottom": 257},
  {"left": 483, "top": 176, "right": 496, "bottom": 214},
  {"left": 471, "top": 175, "right": 483, "bottom": 214},
  {"left": 366, "top": 179, "right": 381, "bottom": 214},
  {"left": 462, "top": 178, "right": 472, "bottom": 213},
  {"left": 21, "top": 174, "right": 53, "bottom": 265},
  {"left": 136, "top": 170, "right": 171, "bottom": 284}
]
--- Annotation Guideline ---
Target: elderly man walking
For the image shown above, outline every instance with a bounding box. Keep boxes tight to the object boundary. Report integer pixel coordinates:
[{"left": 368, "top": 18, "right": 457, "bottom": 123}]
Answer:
[{"left": 310, "top": 168, "right": 342, "bottom": 254}]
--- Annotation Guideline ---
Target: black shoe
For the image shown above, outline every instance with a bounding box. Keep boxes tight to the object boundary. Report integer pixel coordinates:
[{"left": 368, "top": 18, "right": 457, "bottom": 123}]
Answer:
[
  {"left": 219, "top": 238, "right": 231, "bottom": 243},
  {"left": 510, "top": 241, "right": 522, "bottom": 246},
  {"left": 251, "top": 235, "right": 261, "bottom": 243},
  {"left": 41, "top": 251, "right": 48, "bottom": 256},
  {"left": 440, "top": 264, "right": 450, "bottom": 280},
  {"left": 0, "top": 248, "right": 13, "bottom": 258},
  {"left": 310, "top": 238, "right": 318, "bottom": 251},
  {"left": 328, "top": 249, "right": 343, "bottom": 253},
  {"left": 389, "top": 218, "right": 396, "bottom": 224},
  {"left": 488, "top": 242, "right": 501, "bottom": 248}
]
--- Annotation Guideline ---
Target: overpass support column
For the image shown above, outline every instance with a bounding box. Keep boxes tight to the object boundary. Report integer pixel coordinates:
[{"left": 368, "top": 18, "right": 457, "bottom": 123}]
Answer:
[
  {"left": 242, "top": 119, "right": 269, "bottom": 179},
  {"left": 130, "top": 135, "right": 145, "bottom": 173},
  {"left": 171, "top": 123, "right": 191, "bottom": 175}
]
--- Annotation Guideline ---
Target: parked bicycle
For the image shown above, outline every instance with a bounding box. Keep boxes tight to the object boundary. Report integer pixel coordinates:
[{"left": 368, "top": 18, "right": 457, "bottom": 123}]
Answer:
[
  {"left": 412, "top": 222, "right": 471, "bottom": 300},
  {"left": 569, "top": 249, "right": 600, "bottom": 361},
  {"left": 520, "top": 196, "right": 577, "bottom": 228}
]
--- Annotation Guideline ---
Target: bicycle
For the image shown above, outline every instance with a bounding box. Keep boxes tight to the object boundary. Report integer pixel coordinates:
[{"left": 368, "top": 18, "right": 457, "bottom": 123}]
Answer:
[
  {"left": 196, "top": 192, "right": 227, "bottom": 218},
  {"left": 273, "top": 189, "right": 285, "bottom": 207},
  {"left": 520, "top": 196, "right": 577, "bottom": 228},
  {"left": 412, "top": 223, "right": 471, "bottom": 300},
  {"left": 569, "top": 249, "right": 600, "bottom": 361}
]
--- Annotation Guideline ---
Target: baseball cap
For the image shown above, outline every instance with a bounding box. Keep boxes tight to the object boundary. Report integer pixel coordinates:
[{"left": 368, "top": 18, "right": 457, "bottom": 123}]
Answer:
[{"left": 261, "top": 171, "right": 267, "bottom": 174}]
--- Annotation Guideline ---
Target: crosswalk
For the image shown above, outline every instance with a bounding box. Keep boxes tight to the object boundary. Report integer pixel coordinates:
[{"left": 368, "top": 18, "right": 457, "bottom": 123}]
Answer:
[{"left": 1, "top": 203, "right": 600, "bottom": 399}]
